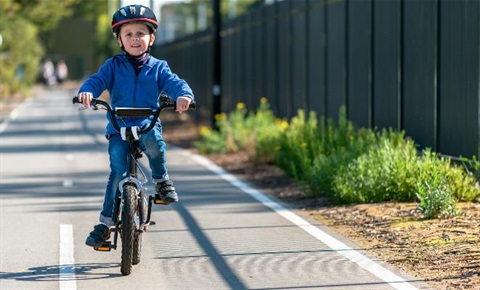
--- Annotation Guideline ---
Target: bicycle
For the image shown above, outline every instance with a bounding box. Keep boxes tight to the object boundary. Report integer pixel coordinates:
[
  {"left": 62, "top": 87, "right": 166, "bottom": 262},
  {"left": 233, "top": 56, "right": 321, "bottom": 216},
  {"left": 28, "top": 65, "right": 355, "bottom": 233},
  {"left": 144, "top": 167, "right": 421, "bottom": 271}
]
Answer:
[{"left": 73, "top": 95, "right": 195, "bottom": 275}]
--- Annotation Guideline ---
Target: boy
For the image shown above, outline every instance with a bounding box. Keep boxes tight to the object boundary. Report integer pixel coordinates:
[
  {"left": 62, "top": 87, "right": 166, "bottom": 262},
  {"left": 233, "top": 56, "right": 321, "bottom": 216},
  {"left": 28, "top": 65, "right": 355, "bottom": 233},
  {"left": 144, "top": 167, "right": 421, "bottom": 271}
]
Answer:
[{"left": 77, "top": 4, "right": 194, "bottom": 247}]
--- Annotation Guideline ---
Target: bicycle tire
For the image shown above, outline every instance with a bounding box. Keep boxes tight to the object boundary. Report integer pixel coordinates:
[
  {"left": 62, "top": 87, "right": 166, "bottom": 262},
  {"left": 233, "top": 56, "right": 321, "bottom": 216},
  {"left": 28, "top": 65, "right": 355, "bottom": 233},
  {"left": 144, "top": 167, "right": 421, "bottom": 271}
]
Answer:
[
  {"left": 120, "top": 184, "right": 137, "bottom": 275},
  {"left": 132, "top": 230, "right": 142, "bottom": 265},
  {"left": 132, "top": 193, "right": 146, "bottom": 265}
]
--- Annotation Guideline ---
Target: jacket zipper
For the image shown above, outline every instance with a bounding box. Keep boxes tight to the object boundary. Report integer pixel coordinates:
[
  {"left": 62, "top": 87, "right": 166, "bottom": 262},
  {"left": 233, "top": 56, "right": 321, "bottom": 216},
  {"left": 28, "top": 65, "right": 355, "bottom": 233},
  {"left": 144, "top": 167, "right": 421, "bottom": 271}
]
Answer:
[{"left": 133, "top": 74, "right": 138, "bottom": 107}]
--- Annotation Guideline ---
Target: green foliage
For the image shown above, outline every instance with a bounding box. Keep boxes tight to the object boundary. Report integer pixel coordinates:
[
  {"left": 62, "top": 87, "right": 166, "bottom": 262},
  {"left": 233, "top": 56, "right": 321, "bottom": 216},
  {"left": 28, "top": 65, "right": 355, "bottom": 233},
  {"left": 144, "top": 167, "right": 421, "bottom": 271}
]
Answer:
[
  {"left": 275, "top": 109, "right": 320, "bottom": 183},
  {"left": 309, "top": 121, "right": 378, "bottom": 198},
  {"left": 459, "top": 155, "right": 480, "bottom": 181},
  {"left": 415, "top": 152, "right": 461, "bottom": 219},
  {"left": 248, "top": 99, "right": 286, "bottom": 164},
  {"left": 193, "top": 125, "right": 228, "bottom": 154},
  {"left": 0, "top": 6, "right": 43, "bottom": 97},
  {"left": 332, "top": 131, "right": 419, "bottom": 203},
  {"left": 0, "top": 0, "right": 80, "bottom": 98},
  {"left": 416, "top": 181, "right": 459, "bottom": 219},
  {"left": 194, "top": 100, "right": 479, "bottom": 220},
  {"left": 418, "top": 150, "right": 479, "bottom": 202},
  {"left": 276, "top": 108, "right": 377, "bottom": 198},
  {"left": 194, "top": 98, "right": 285, "bottom": 160},
  {"left": 15, "top": 0, "right": 79, "bottom": 31}
]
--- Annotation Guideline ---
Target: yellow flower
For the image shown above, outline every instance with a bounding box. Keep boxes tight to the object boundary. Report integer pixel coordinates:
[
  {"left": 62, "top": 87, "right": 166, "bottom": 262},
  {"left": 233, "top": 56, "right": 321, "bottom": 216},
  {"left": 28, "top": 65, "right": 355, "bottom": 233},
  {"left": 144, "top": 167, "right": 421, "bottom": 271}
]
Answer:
[
  {"left": 236, "top": 102, "right": 245, "bottom": 110},
  {"left": 275, "top": 118, "right": 289, "bottom": 130},
  {"left": 214, "top": 113, "right": 226, "bottom": 121},
  {"left": 260, "top": 97, "right": 267, "bottom": 104},
  {"left": 199, "top": 125, "right": 212, "bottom": 136}
]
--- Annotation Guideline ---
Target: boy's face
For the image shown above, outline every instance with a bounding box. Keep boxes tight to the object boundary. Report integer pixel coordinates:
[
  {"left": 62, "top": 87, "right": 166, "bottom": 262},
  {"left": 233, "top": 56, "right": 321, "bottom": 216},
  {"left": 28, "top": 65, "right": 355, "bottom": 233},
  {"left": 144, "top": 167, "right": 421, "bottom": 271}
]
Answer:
[{"left": 118, "top": 22, "right": 155, "bottom": 57}]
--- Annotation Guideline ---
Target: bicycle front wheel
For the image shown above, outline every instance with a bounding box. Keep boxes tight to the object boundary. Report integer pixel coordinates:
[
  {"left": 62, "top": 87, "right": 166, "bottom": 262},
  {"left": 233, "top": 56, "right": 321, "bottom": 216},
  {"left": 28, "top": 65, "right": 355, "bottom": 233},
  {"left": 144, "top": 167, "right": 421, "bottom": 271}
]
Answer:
[
  {"left": 133, "top": 192, "right": 147, "bottom": 265},
  {"left": 120, "top": 184, "right": 137, "bottom": 275}
]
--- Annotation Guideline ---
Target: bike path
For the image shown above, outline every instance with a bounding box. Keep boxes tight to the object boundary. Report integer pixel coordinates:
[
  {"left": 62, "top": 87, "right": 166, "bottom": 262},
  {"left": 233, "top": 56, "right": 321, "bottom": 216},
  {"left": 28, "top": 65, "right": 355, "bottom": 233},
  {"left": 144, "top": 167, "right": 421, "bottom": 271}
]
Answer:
[{"left": 0, "top": 88, "right": 432, "bottom": 290}]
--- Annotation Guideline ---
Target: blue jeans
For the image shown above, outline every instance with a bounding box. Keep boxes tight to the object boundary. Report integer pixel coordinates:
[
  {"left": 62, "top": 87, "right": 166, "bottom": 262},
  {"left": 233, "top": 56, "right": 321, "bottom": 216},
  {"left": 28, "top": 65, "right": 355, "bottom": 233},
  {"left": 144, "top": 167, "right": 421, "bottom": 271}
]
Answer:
[{"left": 99, "top": 124, "right": 168, "bottom": 226}]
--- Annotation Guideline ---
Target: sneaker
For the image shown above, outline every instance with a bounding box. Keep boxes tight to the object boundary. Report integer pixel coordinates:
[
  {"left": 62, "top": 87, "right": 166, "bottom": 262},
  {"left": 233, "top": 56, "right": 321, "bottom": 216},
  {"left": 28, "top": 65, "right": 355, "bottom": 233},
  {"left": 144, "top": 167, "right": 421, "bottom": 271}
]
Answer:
[
  {"left": 155, "top": 180, "right": 179, "bottom": 204},
  {"left": 85, "top": 224, "right": 111, "bottom": 247}
]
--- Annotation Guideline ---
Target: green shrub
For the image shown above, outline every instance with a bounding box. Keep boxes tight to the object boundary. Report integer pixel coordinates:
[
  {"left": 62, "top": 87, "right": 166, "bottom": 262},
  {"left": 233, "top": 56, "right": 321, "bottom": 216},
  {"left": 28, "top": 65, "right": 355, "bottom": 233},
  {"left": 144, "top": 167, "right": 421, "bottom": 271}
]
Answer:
[
  {"left": 194, "top": 100, "right": 479, "bottom": 219},
  {"left": 415, "top": 154, "right": 460, "bottom": 219},
  {"left": 193, "top": 102, "right": 248, "bottom": 154},
  {"left": 193, "top": 124, "right": 227, "bottom": 154},
  {"left": 250, "top": 99, "right": 287, "bottom": 164},
  {"left": 194, "top": 98, "right": 286, "bottom": 157},
  {"left": 332, "top": 131, "right": 418, "bottom": 203},
  {"left": 418, "top": 150, "right": 479, "bottom": 202},
  {"left": 275, "top": 109, "right": 319, "bottom": 183},
  {"left": 416, "top": 181, "right": 459, "bottom": 219}
]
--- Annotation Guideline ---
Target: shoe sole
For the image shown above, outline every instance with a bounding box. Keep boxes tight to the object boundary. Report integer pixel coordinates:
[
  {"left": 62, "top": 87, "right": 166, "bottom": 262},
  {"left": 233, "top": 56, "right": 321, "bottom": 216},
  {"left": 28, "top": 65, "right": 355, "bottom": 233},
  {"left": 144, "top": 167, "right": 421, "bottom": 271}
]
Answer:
[{"left": 85, "top": 236, "right": 111, "bottom": 248}]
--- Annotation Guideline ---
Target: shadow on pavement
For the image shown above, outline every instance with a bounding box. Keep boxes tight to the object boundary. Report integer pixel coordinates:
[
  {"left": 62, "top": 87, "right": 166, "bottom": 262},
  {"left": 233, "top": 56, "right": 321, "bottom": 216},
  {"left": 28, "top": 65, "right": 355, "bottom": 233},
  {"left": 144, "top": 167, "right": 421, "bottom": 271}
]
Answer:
[{"left": 0, "top": 263, "right": 122, "bottom": 282}]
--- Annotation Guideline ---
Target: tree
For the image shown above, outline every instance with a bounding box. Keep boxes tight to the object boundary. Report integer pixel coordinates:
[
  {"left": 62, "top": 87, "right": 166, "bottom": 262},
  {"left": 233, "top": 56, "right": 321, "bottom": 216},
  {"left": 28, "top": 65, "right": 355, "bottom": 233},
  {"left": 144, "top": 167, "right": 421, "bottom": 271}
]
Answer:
[{"left": 0, "top": 0, "right": 80, "bottom": 98}]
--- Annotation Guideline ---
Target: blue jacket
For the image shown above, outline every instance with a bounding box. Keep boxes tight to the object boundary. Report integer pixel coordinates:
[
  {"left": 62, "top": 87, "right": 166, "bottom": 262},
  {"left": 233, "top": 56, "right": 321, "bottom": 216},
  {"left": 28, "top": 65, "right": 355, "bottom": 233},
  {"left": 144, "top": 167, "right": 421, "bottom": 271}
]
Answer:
[{"left": 78, "top": 54, "right": 194, "bottom": 136}]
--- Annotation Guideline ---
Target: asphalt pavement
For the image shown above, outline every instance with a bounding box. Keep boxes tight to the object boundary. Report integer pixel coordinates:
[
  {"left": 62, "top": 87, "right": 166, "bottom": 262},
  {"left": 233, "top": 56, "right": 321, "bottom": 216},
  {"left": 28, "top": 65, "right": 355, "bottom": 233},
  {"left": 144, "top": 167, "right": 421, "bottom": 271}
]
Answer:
[{"left": 0, "top": 88, "right": 432, "bottom": 290}]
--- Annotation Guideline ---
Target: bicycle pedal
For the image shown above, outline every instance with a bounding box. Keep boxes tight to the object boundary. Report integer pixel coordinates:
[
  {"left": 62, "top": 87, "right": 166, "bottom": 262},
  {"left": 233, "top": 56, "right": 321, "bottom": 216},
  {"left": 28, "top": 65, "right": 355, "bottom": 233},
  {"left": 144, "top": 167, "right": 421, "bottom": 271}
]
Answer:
[
  {"left": 153, "top": 198, "right": 169, "bottom": 205},
  {"left": 94, "top": 241, "right": 112, "bottom": 252}
]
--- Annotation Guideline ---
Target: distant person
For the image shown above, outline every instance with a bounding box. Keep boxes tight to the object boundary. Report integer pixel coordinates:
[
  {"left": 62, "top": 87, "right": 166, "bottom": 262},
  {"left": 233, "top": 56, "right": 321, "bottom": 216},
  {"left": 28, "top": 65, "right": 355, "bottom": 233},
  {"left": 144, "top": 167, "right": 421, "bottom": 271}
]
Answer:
[
  {"left": 42, "top": 58, "right": 56, "bottom": 88},
  {"left": 77, "top": 4, "right": 194, "bottom": 248},
  {"left": 55, "top": 59, "right": 69, "bottom": 85}
]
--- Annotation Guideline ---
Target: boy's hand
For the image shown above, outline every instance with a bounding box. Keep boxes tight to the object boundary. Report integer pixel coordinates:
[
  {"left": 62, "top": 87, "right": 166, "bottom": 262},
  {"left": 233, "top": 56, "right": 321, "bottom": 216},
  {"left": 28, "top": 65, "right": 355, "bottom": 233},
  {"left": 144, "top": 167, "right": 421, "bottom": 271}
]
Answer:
[
  {"left": 176, "top": 96, "right": 192, "bottom": 114},
  {"left": 78, "top": 92, "right": 93, "bottom": 109}
]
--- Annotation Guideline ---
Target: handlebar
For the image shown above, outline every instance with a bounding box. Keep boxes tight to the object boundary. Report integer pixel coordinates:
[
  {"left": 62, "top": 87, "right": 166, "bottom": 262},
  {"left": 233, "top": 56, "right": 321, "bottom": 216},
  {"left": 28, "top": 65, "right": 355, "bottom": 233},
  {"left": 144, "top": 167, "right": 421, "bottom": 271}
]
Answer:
[{"left": 73, "top": 95, "right": 196, "bottom": 136}]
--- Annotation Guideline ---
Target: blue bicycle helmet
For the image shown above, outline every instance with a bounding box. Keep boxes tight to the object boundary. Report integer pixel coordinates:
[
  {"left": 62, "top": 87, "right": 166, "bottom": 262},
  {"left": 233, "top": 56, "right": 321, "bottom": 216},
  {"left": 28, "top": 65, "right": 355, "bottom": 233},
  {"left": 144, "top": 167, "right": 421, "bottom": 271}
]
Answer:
[{"left": 111, "top": 4, "right": 158, "bottom": 37}]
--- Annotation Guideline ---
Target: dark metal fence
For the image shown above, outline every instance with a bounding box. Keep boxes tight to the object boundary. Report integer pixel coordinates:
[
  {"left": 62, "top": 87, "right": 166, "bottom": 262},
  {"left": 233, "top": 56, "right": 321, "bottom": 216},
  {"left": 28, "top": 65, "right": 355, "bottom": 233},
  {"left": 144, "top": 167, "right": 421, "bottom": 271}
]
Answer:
[{"left": 153, "top": 0, "right": 480, "bottom": 158}]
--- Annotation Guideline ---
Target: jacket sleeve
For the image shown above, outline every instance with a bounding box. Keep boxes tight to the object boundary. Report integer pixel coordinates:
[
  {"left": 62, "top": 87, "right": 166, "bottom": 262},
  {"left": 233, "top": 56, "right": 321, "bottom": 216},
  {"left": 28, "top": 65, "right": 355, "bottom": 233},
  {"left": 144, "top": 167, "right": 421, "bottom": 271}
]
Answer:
[
  {"left": 78, "top": 58, "right": 114, "bottom": 98},
  {"left": 158, "top": 61, "right": 194, "bottom": 101}
]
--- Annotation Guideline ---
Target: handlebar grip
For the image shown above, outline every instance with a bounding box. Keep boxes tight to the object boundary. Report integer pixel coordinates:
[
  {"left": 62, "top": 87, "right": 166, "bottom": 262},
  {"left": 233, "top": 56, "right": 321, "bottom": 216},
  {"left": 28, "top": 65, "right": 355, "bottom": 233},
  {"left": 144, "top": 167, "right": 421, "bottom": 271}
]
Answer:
[
  {"left": 189, "top": 102, "right": 196, "bottom": 110},
  {"left": 72, "top": 96, "right": 81, "bottom": 104}
]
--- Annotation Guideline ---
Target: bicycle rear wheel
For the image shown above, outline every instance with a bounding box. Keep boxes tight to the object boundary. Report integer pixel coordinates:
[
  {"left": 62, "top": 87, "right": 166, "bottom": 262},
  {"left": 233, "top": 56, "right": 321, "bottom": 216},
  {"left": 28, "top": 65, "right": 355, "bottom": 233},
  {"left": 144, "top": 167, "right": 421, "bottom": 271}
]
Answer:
[{"left": 120, "top": 184, "right": 137, "bottom": 275}]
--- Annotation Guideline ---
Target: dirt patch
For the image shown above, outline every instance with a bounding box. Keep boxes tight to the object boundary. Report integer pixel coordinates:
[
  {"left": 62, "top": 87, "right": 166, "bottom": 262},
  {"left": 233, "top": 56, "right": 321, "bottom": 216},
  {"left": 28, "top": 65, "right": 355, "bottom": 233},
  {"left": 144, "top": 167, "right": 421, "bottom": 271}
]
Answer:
[{"left": 162, "top": 116, "right": 480, "bottom": 290}]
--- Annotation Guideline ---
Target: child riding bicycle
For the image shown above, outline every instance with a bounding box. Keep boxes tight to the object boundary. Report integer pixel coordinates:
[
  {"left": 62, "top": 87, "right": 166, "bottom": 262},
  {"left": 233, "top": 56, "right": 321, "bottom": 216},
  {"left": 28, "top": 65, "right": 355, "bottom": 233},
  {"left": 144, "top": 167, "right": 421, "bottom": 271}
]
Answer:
[{"left": 77, "top": 4, "right": 194, "bottom": 248}]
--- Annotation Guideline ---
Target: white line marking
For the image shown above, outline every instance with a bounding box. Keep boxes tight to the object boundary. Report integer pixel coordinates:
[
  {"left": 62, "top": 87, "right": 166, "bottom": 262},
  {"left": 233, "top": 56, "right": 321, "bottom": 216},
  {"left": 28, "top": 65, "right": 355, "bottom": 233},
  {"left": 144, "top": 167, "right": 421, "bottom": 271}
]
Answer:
[
  {"left": 186, "top": 151, "right": 419, "bottom": 290},
  {"left": 60, "top": 224, "right": 77, "bottom": 290}
]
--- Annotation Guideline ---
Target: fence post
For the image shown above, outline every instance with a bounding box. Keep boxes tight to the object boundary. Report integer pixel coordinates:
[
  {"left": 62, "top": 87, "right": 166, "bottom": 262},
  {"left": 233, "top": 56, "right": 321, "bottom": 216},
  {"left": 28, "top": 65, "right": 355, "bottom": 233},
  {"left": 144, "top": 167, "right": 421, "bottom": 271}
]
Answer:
[{"left": 212, "top": 0, "right": 222, "bottom": 130}]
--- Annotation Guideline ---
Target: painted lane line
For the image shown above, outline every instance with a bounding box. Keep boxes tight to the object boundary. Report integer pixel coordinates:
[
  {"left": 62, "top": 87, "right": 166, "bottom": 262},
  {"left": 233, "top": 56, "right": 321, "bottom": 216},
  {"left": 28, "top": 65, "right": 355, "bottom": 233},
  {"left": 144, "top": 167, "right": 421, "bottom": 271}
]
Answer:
[
  {"left": 186, "top": 152, "right": 419, "bottom": 290},
  {"left": 60, "top": 224, "right": 77, "bottom": 290}
]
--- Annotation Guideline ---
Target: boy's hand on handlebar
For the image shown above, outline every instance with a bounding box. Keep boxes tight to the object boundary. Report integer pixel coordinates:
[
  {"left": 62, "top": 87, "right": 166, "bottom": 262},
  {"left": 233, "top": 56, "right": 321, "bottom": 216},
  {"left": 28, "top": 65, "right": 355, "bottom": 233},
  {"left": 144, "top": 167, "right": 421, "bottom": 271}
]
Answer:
[
  {"left": 176, "top": 96, "right": 192, "bottom": 114},
  {"left": 78, "top": 92, "right": 93, "bottom": 109}
]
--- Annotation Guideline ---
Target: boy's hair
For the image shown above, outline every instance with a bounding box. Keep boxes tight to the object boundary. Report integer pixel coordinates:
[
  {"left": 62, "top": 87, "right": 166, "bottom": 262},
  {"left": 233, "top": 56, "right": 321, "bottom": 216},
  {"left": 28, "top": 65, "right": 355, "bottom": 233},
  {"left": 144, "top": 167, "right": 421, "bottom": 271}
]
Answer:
[{"left": 111, "top": 4, "right": 158, "bottom": 37}]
